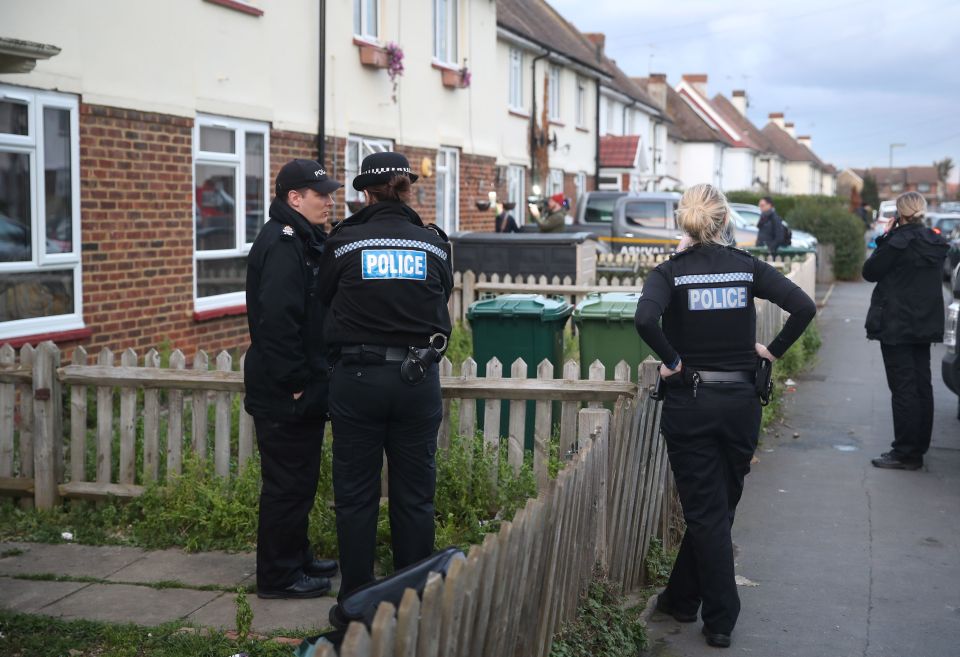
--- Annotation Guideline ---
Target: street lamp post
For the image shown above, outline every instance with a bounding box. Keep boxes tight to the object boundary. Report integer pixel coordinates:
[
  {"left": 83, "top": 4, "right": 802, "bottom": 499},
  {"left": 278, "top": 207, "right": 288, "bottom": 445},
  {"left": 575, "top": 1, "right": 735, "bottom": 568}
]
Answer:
[{"left": 889, "top": 143, "right": 906, "bottom": 169}]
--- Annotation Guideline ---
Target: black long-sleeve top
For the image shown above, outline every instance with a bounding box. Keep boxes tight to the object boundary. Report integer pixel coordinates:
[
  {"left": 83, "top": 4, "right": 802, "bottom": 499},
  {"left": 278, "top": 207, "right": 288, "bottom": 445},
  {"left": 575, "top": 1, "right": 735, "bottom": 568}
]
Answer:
[{"left": 634, "top": 244, "right": 817, "bottom": 371}]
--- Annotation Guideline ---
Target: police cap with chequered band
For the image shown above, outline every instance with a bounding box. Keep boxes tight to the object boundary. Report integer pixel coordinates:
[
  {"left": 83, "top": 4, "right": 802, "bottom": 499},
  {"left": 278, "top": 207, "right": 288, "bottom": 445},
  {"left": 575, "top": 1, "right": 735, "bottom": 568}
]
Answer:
[
  {"left": 275, "top": 158, "right": 343, "bottom": 196},
  {"left": 352, "top": 151, "right": 420, "bottom": 191}
]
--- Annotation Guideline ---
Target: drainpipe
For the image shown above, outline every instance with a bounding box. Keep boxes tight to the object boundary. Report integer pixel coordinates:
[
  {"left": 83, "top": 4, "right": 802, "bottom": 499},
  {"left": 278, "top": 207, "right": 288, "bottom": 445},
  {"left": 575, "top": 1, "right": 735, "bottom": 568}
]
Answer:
[
  {"left": 317, "top": 0, "right": 327, "bottom": 163},
  {"left": 530, "top": 51, "right": 549, "bottom": 187},
  {"left": 651, "top": 119, "right": 661, "bottom": 191},
  {"left": 594, "top": 78, "right": 601, "bottom": 190}
]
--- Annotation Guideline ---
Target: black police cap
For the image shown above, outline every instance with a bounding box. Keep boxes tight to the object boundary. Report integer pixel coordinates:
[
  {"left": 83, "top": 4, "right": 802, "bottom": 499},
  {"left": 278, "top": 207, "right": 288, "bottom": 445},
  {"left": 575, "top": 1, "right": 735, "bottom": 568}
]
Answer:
[{"left": 275, "top": 159, "right": 343, "bottom": 196}]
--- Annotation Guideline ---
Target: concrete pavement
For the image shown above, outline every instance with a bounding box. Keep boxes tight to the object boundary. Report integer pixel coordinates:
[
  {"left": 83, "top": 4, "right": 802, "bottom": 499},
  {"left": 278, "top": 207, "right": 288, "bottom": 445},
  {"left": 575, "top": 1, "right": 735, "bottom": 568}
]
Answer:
[
  {"left": 645, "top": 280, "right": 960, "bottom": 656},
  {"left": 0, "top": 542, "right": 336, "bottom": 634}
]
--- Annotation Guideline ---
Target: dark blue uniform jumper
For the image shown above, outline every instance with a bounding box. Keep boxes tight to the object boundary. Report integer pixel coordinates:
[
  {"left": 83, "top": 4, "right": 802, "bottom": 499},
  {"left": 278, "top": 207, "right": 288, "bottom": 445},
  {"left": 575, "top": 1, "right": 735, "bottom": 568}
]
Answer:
[
  {"left": 317, "top": 201, "right": 453, "bottom": 599},
  {"left": 635, "top": 243, "right": 816, "bottom": 635}
]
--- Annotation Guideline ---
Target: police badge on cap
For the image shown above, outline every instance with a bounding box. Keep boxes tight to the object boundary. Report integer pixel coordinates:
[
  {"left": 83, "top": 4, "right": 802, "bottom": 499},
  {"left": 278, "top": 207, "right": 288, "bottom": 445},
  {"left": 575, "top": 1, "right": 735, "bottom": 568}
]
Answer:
[{"left": 275, "top": 159, "right": 343, "bottom": 196}]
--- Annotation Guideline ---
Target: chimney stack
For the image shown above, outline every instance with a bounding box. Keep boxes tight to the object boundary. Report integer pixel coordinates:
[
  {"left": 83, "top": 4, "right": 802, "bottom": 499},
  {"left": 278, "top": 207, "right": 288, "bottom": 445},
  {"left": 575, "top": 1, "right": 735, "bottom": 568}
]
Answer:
[
  {"left": 768, "top": 112, "right": 785, "bottom": 129},
  {"left": 784, "top": 122, "right": 796, "bottom": 138},
  {"left": 797, "top": 135, "right": 812, "bottom": 149},
  {"left": 583, "top": 33, "right": 605, "bottom": 61},
  {"left": 681, "top": 73, "right": 708, "bottom": 98},
  {"left": 731, "top": 90, "right": 747, "bottom": 117},
  {"left": 642, "top": 73, "right": 668, "bottom": 111}
]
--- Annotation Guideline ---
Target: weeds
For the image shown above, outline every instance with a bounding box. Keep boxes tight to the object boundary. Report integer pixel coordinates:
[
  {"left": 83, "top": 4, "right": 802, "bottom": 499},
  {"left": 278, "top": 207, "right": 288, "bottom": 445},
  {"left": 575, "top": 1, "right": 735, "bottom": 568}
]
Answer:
[{"left": 549, "top": 574, "right": 648, "bottom": 657}]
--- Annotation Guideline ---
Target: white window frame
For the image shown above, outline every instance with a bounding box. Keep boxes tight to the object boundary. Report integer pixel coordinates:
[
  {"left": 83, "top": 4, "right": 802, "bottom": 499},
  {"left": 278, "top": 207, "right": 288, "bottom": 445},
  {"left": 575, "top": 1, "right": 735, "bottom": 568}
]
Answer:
[
  {"left": 575, "top": 76, "right": 587, "bottom": 128},
  {"left": 574, "top": 172, "right": 587, "bottom": 202},
  {"left": 506, "top": 165, "right": 526, "bottom": 225},
  {"left": 192, "top": 114, "right": 270, "bottom": 313},
  {"left": 344, "top": 135, "right": 393, "bottom": 215},
  {"left": 353, "top": 0, "right": 379, "bottom": 41},
  {"left": 432, "top": 0, "right": 459, "bottom": 66},
  {"left": 599, "top": 95, "right": 608, "bottom": 136},
  {"left": 435, "top": 147, "right": 460, "bottom": 234},
  {"left": 0, "top": 85, "right": 82, "bottom": 340},
  {"left": 548, "top": 65, "right": 561, "bottom": 121},
  {"left": 547, "top": 168, "right": 564, "bottom": 197},
  {"left": 508, "top": 48, "right": 524, "bottom": 111}
]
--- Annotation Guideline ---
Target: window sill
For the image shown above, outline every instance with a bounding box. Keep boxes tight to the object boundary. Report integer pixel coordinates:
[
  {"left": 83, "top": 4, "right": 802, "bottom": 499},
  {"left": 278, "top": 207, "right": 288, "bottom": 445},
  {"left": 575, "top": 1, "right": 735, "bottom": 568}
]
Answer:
[
  {"left": 431, "top": 60, "right": 459, "bottom": 73},
  {"left": 549, "top": 119, "right": 566, "bottom": 127},
  {"left": 193, "top": 304, "right": 247, "bottom": 323},
  {"left": 203, "top": 0, "right": 263, "bottom": 17},
  {"left": 576, "top": 126, "right": 590, "bottom": 133},
  {"left": 508, "top": 108, "right": 530, "bottom": 119},
  {"left": 354, "top": 38, "right": 388, "bottom": 68},
  {"left": 1, "top": 326, "right": 92, "bottom": 349}
]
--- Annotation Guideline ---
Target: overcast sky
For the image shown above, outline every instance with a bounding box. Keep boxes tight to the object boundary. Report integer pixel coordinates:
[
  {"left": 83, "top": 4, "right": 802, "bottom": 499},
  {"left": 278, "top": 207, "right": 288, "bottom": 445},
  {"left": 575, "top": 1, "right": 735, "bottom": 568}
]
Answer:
[{"left": 551, "top": 0, "right": 960, "bottom": 179}]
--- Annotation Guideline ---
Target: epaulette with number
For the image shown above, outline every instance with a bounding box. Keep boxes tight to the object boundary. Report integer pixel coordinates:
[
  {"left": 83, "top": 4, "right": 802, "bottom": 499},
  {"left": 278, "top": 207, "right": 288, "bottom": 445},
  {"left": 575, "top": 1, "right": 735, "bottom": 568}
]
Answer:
[
  {"left": 424, "top": 223, "right": 449, "bottom": 242},
  {"left": 280, "top": 225, "right": 296, "bottom": 240}
]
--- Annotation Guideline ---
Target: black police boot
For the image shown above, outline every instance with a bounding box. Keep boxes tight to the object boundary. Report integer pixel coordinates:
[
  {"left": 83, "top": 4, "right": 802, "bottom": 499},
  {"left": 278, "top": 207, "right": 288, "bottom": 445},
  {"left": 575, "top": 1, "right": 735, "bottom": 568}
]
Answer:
[
  {"left": 702, "top": 625, "right": 732, "bottom": 648},
  {"left": 871, "top": 453, "right": 922, "bottom": 471},
  {"left": 304, "top": 558, "right": 339, "bottom": 578},
  {"left": 654, "top": 594, "right": 698, "bottom": 623},
  {"left": 257, "top": 573, "right": 331, "bottom": 599}
]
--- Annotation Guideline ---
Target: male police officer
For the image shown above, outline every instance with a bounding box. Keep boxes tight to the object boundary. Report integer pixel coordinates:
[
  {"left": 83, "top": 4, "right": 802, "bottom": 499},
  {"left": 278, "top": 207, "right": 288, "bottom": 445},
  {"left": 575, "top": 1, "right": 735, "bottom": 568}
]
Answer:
[
  {"left": 317, "top": 151, "right": 452, "bottom": 601},
  {"left": 244, "top": 159, "right": 342, "bottom": 599}
]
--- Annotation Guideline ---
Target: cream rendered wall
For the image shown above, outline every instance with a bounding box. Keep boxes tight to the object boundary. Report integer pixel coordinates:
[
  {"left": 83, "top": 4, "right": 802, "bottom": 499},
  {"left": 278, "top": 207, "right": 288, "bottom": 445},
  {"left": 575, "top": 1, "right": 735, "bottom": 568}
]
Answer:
[
  {"left": 722, "top": 149, "right": 755, "bottom": 192},
  {"left": 495, "top": 39, "right": 534, "bottom": 168},
  {"left": 663, "top": 135, "right": 683, "bottom": 188},
  {"left": 2, "top": 0, "right": 319, "bottom": 131},
  {"left": 326, "top": 0, "right": 498, "bottom": 158},
  {"left": 756, "top": 155, "right": 786, "bottom": 194},
  {"left": 540, "top": 61, "right": 596, "bottom": 184},
  {"left": 783, "top": 161, "right": 814, "bottom": 196},
  {"left": 680, "top": 142, "right": 721, "bottom": 189},
  {"left": 821, "top": 173, "right": 837, "bottom": 196}
]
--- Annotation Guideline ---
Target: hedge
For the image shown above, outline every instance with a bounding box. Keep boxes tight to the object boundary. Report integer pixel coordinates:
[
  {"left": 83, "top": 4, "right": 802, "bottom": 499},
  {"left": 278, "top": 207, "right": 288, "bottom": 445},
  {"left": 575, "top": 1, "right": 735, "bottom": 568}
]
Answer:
[{"left": 785, "top": 198, "right": 866, "bottom": 280}]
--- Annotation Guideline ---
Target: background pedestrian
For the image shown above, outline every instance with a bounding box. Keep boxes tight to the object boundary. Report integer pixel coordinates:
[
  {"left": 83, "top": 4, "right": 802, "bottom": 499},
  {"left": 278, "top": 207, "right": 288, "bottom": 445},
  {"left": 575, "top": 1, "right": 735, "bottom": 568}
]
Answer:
[{"left": 756, "top": 196, "right": 786, "bottom": 255}]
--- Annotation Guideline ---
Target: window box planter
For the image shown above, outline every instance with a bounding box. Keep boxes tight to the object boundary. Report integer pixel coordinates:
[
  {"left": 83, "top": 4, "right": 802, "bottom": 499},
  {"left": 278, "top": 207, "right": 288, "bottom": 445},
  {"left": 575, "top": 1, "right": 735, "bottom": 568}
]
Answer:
[
  {"left": 440, "top": 67, "right": 469, "bottom": 89},
  {"left": 357, "top": 42, "right": 388, "bottom": 69}
]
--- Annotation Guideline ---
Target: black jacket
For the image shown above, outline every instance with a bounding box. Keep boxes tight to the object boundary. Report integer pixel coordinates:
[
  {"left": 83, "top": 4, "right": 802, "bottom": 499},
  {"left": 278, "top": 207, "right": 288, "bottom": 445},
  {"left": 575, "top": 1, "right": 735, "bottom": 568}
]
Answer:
[
  {"left": 244, "top": 199, "right": 329, "bottom": 421},
  {"left": 863, "top": 222, "right": 948, "bottom": 344},
  {"left": 634, "top": 244, "right": 816, "bottom": 371},
  {"left": 756, "top": 210, "right": 785, "bottom": 251},
  {"left": 318, "top": 202, "right": 453, "bottom": 349}
]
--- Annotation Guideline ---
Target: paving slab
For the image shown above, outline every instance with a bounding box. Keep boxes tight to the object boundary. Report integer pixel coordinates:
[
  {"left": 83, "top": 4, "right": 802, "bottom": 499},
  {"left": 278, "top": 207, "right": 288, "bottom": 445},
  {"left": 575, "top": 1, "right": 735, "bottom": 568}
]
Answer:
[
  {"left": 106, "top": 548, "right": 256, "bottom": 588},
  {"left": 646, "top": 281, "right": 960, "bottom": 657},
  {"left": 0, "top": 576, "right": 89, "bottom": 614},
  {"left": 37, "top": 583, "right": 220, "bottom": 626},
  {"left": 0, "top": 542, "right": 145, "bottom": 579},
  {"left": 187, "top": 592, "right": 336, "bottom": 634}
]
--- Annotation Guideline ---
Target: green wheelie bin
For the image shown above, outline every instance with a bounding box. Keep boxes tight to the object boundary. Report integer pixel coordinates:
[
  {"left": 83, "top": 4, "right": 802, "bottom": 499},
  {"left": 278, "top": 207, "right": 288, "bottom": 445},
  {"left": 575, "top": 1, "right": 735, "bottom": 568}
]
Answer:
[
  {"left": 573, "top": 292, "right": 654, "bottom": 381},
  {"left": 466, "top": 295, "right": 573, "bottom": 450}
]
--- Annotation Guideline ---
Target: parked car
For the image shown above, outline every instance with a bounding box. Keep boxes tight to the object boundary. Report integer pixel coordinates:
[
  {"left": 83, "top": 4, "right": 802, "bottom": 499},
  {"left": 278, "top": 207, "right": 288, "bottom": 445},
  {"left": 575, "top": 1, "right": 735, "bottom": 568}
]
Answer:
[
  {"left": 926, "top": 212, "right": 960, "bottom": 236},
  {"left": 868, "top": 200, "right": 898, "bottom": 247},
  {"left": 941, "top": 262, "right": 960, "bottom": 420},
  {"left": 728, "top": 203, "right": 818, "bottom": 251},
  {"left": 944, "top": 226, "right": 960, "bottom": 280}
]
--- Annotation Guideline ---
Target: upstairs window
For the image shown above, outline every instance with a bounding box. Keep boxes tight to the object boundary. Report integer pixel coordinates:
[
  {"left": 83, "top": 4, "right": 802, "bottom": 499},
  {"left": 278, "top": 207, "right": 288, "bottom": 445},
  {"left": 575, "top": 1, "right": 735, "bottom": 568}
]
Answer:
[
  {"left": 433, "top": 0, "right": 458, "bottom": 65},
  {"left": 548, "top": 65, "right": 561, "bottom": 120},
  {"left": 193, "top": 115, "right": 269, "bottom": 311},
  {"left": 0, "top": 85, "right": 82, "bottom": 340},
  {"left": 508, "top": 48, "right": 524, "bottom": 111},
  {"left": 575, "top": 76, "right": 586, "bottom": 127},
  {"left": 353, "top": 0, "right": 378, "bottom": 40}
]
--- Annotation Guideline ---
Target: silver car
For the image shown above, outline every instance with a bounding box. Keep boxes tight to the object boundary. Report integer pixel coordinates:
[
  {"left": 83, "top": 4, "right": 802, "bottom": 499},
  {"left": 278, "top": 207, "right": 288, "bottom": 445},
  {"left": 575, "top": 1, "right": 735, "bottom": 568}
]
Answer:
[{"left": 728, "top": 203, "right": 818, "bottom": 251}]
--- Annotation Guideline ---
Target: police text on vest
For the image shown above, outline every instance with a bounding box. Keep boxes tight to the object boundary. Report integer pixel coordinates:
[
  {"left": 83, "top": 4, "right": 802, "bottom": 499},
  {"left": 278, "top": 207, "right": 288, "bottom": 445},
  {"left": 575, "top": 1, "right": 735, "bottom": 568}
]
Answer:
[
  {"left": 361, "top": 249, "right": 427, "bottom": 280},
  {"left": 688, "top": 286, "right": 747, "bottom": 311}
]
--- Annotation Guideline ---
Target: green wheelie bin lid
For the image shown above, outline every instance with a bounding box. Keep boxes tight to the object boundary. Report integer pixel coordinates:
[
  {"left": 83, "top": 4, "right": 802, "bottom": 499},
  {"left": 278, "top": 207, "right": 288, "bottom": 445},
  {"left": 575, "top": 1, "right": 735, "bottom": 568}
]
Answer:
[
  {"left": 467, "top": 294, "right": 573, "bottom": 322},
  {"left": 572, "top": 292, "right": 642, "bottom": 323}
]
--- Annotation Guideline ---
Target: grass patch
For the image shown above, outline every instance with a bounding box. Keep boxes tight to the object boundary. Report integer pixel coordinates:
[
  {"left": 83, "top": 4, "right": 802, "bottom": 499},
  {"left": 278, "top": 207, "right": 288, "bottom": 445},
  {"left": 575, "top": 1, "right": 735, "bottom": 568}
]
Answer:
[
  {"left": 0, "top": 610, "right": 302, "bottom": 657},
  {"left": 550, "top": 574, "right": 648, "bottom": 657}
]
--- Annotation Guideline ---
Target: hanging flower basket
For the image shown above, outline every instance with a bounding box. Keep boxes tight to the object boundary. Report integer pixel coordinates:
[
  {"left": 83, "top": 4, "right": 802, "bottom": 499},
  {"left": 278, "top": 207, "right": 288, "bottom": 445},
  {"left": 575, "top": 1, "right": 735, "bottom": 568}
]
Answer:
[{"left": 385, "top": 42, "right": 404, "bottom": 82}]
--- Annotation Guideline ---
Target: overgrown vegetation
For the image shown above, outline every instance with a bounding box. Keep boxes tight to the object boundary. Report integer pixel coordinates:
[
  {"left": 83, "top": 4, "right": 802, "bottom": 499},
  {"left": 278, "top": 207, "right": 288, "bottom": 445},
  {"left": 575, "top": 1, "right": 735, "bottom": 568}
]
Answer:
[
  {"left": 785, "top": 198, "right": 866, "bottom": 280},
  {"left": 761, "top": 323, "right": 822, "bottom": 432},
  {"left": 644, "top": 537, "right": 677, "bottom": 588},
  {"left": 549, "top": 574, "right": 648, "bottom": 657},
  {"left": 0, "top": 610, "right": 297, "bottom": 657}
]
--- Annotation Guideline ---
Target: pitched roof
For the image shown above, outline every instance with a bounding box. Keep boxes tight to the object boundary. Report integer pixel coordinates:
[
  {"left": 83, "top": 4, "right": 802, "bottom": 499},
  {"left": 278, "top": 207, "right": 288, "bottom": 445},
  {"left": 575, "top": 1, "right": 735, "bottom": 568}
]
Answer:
[
  {"left": 630, "top": 76, "right": 728, "bottom": 144},
  {"left": 761, "top": 123, "right": 820, "bottom": 164},
  {"left": 709, "top": 95, "right": 769, "bottom": 151},
  {"left": 598, "top": 56, "right": 659, "bottom": 111},
  {"left": 600, "top": 135, "right": 640, "bottom": 168},
  {"left": 861, "top": 166, "right": 940, "bottom": 186},
  {"left": 496, "top": 0, "right": 608, "bottom": 76},
  {"left": 822, "top": 163, "right": 837, "bottom": 174}
]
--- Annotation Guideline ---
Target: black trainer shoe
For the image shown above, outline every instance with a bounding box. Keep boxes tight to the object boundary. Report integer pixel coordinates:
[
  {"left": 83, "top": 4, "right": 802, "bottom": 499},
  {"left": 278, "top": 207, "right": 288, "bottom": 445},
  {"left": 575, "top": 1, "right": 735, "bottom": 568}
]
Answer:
[
  {"left": 654, "top": 594, "right": 698, "bottom": 623},
  {"left": 304, "top": 558, "right": 339, "bottom": 578},
  {"left": 871, "top": 453, "right": 922, "bottom": 470},
  {"left": 702, "top": 625, "right": 731, "bottom": 648},
  {"left": 257, "top": 573, "right": 332, "bottom": 599}
]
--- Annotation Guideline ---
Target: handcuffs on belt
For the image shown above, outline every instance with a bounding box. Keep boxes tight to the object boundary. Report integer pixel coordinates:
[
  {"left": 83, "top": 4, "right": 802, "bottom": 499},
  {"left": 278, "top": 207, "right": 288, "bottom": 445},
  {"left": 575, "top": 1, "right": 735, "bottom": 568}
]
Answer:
[{"left": 400, "top": 333, "right": 448, "bottom": 385}]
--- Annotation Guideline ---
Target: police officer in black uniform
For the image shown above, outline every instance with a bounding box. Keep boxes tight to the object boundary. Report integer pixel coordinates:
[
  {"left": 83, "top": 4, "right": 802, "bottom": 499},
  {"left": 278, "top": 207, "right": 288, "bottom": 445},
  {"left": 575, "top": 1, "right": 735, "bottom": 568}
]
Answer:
[
  {"left": 317, "top": 151, "right": 453, "bottom": 600},
  {"left": 635, "top": 184, "right": 816, "bottom": 648},
  {"left": 244, "top": 159, "right": 342, "bottom": 599}
]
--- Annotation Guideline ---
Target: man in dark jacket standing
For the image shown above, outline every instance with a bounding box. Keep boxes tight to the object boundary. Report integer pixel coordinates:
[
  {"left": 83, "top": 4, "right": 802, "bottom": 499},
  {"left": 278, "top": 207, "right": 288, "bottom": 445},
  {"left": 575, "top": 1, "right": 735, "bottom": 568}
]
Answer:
[
  {"left": 863, "top": 192, "right": 948, "bottom": 470},
  {"left": 756, "top": 196, "right": 785, "bottom": 255},
  {"left": 244, "top": 159, "right": 342, "bottom": 598}
]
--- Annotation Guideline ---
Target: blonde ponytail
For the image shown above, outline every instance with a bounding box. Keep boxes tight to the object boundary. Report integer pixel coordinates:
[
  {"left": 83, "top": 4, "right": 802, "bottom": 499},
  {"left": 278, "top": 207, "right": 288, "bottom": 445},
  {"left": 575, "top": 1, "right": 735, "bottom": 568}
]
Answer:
[
  {"left": 676, "top": 184, "right": 730, "bottom": 245},
  {"left": 895, "top": 191, "right": 926, "bottom": 224}
]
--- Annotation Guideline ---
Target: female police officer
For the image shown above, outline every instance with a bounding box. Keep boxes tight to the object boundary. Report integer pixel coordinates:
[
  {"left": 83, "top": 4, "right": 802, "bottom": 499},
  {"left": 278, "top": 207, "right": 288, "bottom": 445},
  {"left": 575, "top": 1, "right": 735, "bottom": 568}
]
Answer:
[
  {"left": 635, "top": 184, "right": 816, "bottom": 648},
  {"left": 317, "top": 151, "right": 452, "bottom": 601}
]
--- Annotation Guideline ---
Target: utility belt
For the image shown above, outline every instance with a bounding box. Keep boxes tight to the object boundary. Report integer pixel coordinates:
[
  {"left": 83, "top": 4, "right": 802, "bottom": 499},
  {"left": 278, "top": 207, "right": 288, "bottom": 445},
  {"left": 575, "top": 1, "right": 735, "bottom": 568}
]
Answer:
[
  {"left": 336, "top": 334, "right": 448, "bottom": 386},
  {"left": 651, "top": 359, "right": 774, "bottom": 405}
]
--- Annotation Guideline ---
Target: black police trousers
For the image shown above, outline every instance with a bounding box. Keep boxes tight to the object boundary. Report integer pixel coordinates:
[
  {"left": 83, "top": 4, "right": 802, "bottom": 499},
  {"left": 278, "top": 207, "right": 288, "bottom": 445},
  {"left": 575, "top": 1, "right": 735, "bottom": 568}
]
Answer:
[
  {"left": 659, "top": 381, "right": 761, "bottom": 635},
  {"left": 254, "top": 416, "right": 325, "bottom": 590},
  {"left": 880, "top": 342, "right": 934, "bottom": 462},
  {"left": 328, "top": 359, "right": 442, "bottom": 599}
]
